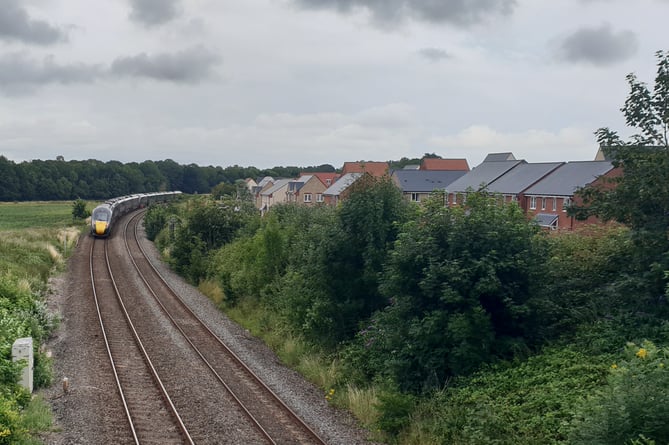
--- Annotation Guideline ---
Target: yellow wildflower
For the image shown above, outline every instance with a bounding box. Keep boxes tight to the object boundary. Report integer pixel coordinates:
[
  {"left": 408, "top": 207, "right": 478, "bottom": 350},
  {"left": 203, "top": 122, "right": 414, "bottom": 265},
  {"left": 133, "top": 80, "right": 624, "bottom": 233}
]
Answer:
[
  {"left": 636, "top": 348, "right": 648, "bottom": 359},
  {"left": 611, "top": 364, "right": 618, "bottom": 369}
]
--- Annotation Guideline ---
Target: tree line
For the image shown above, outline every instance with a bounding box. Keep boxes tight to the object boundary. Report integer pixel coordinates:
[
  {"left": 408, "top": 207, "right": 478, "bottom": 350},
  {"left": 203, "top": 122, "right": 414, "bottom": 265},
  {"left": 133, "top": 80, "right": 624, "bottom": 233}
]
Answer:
[{"left": 0, "top": 157, "right": 336, "bottom": 201}]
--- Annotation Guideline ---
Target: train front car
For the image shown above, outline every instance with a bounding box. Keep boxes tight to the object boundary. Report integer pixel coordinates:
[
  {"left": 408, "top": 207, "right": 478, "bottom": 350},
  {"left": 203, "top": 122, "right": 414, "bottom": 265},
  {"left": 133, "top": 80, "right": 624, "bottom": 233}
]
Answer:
[{"left": 90, "top": 204, "right": 113, "bottom": 237}]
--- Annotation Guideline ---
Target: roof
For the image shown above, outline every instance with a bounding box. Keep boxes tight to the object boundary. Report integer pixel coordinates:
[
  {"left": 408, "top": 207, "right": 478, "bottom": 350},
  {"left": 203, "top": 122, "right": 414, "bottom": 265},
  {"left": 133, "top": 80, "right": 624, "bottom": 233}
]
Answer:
[
  {"left": 483, "top": 152, "right": 516, "bottom": 162},
  {"left": 323, "top": 173, "right": 363, "bottom": 196},
  {"left": 288, "top": 175, "right": 312, "bottom": 192},
  {"left": 446, "top": 160, "right": 524, "bottom": 193},
  {"left": 535, "top": 213, "right": 559, "bottom": 228},
  {"left": 341, "top": 161, "right": 389, "bottom": 177},
  {"left": 486, "top": 162, "right": 564, "bottom": 194},
  {"left": 308, "top": 172, "right": 340, "bottom": 186},
  {"left": 392, "top": 170, "right": 467, "bottom": 193},
  {"left": 524, "top": 161, "right": 614, "bottom": 196},
  {"left": 257, "top": 176, "right": 274, "bottom": 187},
  {"left": 420, "top": 158, "right": 470, "bottom": 171},
  {"left": 261, "top": 178, "right": 291, "bottom": 196}
]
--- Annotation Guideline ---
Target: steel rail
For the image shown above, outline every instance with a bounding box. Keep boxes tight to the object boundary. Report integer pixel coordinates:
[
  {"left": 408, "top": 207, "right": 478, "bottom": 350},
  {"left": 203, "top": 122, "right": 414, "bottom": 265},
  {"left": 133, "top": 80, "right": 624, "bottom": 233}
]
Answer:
[{"left": 89, "top": 240, "right": 139, "bottom": 445}]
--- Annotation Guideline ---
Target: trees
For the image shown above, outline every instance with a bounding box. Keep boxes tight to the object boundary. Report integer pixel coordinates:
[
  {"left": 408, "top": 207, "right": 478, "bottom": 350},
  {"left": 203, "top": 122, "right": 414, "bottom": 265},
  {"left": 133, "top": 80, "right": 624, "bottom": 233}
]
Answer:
[
  {"left": 574, "top": 50, "right": 669, "bottom": 303},
  {"left": 344, "top": 191, "right": 542, "bottom": 392}
]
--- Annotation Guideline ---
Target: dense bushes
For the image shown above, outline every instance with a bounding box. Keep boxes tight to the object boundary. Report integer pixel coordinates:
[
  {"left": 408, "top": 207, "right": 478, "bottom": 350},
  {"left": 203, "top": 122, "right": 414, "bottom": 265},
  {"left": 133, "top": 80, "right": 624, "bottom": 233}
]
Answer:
[{"left": 150, "top": 182, "right": 669, "bottom": 443}]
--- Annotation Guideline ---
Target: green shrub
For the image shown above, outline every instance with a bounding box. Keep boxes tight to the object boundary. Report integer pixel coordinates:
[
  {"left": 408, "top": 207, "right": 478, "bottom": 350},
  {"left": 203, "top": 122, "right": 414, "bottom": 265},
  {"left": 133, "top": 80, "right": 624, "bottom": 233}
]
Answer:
[
  {"left": 375, "top": 389, "right": 416, "bottom": 439},
  {"left": 70, "top": 199, "right": 89, "bottom": 220},
  {"left": 570, "top": 341, "right": 669, "bottom": 445}
]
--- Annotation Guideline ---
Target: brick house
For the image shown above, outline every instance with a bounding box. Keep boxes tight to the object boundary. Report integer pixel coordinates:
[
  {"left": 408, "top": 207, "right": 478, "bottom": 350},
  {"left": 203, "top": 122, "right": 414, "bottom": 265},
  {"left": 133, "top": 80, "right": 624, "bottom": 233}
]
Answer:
[
  {"left": 259, "top": 178, "right": 291, "bottom": 214},
  {"left": 485, "top": 162, "right": 564, "bottom": 208},
  {"left": 523, "top": 161, "right": 619, "bottom": 230},
  {"left": 286, "top": 174, "right": 329, "bottom": 206}
]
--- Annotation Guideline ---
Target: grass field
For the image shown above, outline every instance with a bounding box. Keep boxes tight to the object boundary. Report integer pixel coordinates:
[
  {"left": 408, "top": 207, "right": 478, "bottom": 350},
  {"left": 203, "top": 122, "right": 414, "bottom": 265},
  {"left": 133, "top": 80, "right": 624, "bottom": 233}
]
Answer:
[{"left": 0, "top": 201, "right": 90, "bottom": 231}]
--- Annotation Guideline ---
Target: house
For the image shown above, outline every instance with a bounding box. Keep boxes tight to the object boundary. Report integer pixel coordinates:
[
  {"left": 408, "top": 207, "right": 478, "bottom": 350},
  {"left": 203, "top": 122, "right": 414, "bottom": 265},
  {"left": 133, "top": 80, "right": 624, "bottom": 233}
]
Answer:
[
  {"left": 252, "top": 176, "right": 274, "bottom": 210},
  {"left": 420, "top": 158, "right": 470, "bottom": 171},
  {"left": 485, "top": 162, "right": 564, "bottom": 207},
  {"left": 322, "top": 172, "right": 364, "bottom": 206},
  {"left": 341, "top": 161, "right": 389, "bottom": 177},
  {"left": 523, "top": 161, "right": 619, "bottom": 230},
  {"left": 244, "top": 178, "right": 258, "bottom": 190},
  {"left": 446, "top": 158, "right": 524, "bottom": 206},
  {"left": 391, "top": 169, "right": 467, "bottom": 203},
  {"left": 259, "top": 178, "right": 291, "bottom": 214},
  {"left": 286, "top": 174, "right": 329, "bottom": 206}
]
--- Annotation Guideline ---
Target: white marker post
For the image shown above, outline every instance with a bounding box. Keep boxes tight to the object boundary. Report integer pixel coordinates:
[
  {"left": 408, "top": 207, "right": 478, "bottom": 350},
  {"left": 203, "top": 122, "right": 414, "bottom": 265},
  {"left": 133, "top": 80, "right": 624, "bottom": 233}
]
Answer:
[{"left": 12, "top": 337, "right": 34, "bottom": 393}]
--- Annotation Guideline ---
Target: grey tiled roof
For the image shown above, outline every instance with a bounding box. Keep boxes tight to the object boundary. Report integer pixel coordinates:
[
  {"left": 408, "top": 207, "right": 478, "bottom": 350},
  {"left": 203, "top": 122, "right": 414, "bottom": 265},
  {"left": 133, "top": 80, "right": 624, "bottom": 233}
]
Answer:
[
  {"left": 392, "top": 170, "right": 467, "bottom": 193},
  {"left": 261, "top": 178, "right": 291, "bottom": 196},
  {"left": 535, "top": 213, "right": 559, "bottom": 227},
  {"left": 323, "top": 173, "right": 363, "bottom": 196},
  {"left": 524, "top": 161, "right": 614, "bottom": 196},
  {"left": 486, "top": 162, "right": 564, "bottom": 194},
  {"left": 446, "top": 160, "right": 524, "bottom": 193}
]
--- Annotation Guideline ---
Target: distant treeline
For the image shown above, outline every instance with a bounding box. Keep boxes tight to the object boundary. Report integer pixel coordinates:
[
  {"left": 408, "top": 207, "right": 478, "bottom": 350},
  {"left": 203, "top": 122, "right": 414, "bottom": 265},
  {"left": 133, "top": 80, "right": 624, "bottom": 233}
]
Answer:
[{"left": 0, "top": 156, "right": 336, "bottom": 201}]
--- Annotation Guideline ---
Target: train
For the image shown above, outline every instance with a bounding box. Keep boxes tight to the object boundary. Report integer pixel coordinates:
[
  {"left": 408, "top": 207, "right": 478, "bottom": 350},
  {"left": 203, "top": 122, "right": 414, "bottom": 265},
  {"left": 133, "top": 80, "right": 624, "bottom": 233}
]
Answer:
[{"left": 90, "top": 191, "right": 182, "bottom": 237}]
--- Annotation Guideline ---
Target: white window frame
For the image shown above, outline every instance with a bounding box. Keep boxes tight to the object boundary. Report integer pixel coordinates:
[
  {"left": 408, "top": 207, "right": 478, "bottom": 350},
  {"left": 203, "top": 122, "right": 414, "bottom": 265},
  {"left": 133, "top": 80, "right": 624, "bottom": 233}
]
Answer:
[
  {"left": 562, "top": 197, "right": 571, "bottom": 212},
  {"left": 529, "top": 196, "right": 537, "bottom": 210},
  {"left": 304, "top": 193, "right": 312, "bottom": 203},
  {"left": 316, "top": 193, "right": 323, "bottom": 203},
  {"left": 541, "top": 198, "right": 546, "bottom": 210},
  {"left": 552, "top": 197, "right": 557, "bottom": 211},
  {"left": 411, "top": 192, "right": 420, "bottom": 202}
]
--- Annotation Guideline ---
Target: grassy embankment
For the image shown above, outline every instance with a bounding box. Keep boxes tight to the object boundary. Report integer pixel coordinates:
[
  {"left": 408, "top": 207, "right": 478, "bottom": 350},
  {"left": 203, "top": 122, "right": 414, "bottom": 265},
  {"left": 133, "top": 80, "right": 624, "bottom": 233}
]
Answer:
[{"left": 0, "top": 201, "right": 85, "bottom": 444}]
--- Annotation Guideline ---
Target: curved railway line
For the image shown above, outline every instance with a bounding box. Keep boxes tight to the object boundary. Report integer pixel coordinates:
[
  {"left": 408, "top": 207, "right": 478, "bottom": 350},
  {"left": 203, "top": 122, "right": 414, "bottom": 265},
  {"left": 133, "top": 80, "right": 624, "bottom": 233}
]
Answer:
[{"left": 87, "top": 209, "right": 329, "bottom": 444}]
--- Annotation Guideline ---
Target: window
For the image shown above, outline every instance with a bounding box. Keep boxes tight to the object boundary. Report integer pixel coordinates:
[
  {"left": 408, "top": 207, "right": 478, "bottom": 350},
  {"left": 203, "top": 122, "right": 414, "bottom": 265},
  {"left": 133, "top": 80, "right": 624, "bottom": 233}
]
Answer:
[
  {"left": 562, "top": 197, "right": 571, "bottom": 212},
  {"left": 529, "top": 196, "right": 537, "bottom": 210},
  {"left": 552, "top": 197, "right": 557, "bottom": 211},
  {"left": 541, "top": 198, "right": 546, "bottom": 210},
  {"left": 452, "top": 193, "right": 457, "bottom": 205},
  {"left": 326, "top": 179, "right": 332, "bottom": 186},
  {"left": 411, "top": 193, "right": 420, "bottom": 202},
  {"left": 304, "top": 193, "right": 312, "bottom": 203},
  {"left": 316, "top": 193, "right": 323, "bottom": 202}
]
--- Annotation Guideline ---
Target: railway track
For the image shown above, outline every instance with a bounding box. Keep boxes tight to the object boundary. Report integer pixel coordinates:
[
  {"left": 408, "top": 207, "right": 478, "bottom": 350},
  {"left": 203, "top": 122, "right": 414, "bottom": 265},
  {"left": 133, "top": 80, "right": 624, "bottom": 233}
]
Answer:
[
  {"left": 89, "top": 238, "right": 192, "bottom": 444},
  {"left": 88, "top": 209, "right": 330, "bottom": 444}
]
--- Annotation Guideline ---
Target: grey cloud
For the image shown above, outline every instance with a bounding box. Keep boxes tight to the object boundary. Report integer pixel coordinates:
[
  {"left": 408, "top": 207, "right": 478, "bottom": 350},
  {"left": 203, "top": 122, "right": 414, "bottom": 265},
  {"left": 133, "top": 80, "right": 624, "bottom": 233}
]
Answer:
[
  {"left": 557, "top": 23, "right": 638, "bottom": 66},
  {"left": 0, "top": 52, "right": 100, "bottom": 94},
  {"left": 418, "top": 47, "right": 451, "bottom": 62},
  {"left": 293, "top": 0, "right": 516, "bottom": 27},
  {"left": 129, "top": 0, "right": 182, "bottom": 26},
  {"left": 0, "top": 0, "right": 67, "bottom": 45},
  {"left": 110, "top": 46, "right": 220, "bottom": 83}
]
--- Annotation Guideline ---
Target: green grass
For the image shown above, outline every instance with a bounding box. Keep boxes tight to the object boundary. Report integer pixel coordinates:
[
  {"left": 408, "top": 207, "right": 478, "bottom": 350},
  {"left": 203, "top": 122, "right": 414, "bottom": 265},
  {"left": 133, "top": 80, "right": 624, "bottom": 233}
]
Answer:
[
  {"left": 0, "top": 201, "right": 85, "bottom": 444},
  {"left": 0, "top": 201, "right": 82, "bottom": 231}
]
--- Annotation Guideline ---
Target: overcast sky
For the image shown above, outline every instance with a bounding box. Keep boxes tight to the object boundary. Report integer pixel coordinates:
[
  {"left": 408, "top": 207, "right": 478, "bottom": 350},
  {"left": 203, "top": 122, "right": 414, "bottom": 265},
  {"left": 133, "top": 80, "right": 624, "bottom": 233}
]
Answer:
[{"left": 0, "top": 0, "right": 666, "bottom": 169}]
